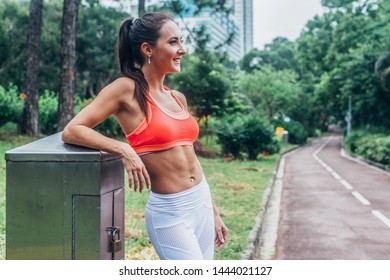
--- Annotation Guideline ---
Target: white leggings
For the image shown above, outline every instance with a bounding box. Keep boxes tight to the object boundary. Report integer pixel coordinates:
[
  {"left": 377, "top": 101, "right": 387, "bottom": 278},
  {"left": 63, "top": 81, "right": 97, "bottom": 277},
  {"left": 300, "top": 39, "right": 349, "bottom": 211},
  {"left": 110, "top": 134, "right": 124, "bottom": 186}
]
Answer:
[{"left": 145, "top": 177, "right": 215, "bottom": 260}]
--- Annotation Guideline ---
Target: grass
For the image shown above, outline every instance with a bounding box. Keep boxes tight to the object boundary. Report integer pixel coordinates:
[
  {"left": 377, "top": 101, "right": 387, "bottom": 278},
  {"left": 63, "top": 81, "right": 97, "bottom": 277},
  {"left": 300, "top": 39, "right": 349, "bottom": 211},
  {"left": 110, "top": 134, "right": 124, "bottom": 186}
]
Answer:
[{"left": 0, "top": 123, "right": 293, "bottom": 260}]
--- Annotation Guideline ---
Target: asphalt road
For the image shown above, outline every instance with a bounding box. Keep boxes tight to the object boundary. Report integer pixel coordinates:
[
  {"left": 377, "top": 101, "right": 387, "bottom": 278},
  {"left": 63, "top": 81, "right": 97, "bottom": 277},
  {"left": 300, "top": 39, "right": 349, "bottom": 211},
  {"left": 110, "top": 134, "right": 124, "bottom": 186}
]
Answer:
[{"left": 256, "top": 135, "right": 390, "bottom": 260}]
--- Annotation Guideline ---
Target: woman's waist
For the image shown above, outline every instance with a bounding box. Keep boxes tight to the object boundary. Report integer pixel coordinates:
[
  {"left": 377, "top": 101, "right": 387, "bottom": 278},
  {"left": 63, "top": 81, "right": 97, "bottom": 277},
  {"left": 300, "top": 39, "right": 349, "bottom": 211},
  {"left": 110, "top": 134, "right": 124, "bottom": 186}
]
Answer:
[
  {"left": 147, "top": 175, "right": 211, "bottom": 211},
  {"left": 148, "top": 168, "right": 204, "bottom": 194}
]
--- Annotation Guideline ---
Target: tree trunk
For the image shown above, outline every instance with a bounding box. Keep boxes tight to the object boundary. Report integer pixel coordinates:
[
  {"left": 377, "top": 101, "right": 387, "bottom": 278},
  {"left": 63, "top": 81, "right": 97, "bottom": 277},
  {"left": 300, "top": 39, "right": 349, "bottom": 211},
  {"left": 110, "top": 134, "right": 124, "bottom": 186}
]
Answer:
[
  {"left": 57, "top": 0, "right": 80, "bottom": 131},
  {"left": 22, "top": 0, "right": 43, "bottom": 136},
  {"left": 138, "top": 0, "right": 145, "bottom": 16}
]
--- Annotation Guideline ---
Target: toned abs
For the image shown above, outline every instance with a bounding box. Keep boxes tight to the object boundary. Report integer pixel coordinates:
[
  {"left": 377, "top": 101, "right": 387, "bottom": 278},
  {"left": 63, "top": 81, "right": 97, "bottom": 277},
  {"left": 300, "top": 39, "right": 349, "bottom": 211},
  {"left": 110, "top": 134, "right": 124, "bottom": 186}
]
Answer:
[{"left": 140, "top": 145, "right": 203, "bottom": 194}]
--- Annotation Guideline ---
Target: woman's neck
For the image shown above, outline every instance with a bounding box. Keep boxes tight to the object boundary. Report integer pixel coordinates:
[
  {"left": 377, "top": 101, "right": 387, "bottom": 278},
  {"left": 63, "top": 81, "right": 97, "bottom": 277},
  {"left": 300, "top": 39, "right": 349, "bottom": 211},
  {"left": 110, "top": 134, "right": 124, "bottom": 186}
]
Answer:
[{"left": 142, "top": 66, "right": 166, "bottom": 94}]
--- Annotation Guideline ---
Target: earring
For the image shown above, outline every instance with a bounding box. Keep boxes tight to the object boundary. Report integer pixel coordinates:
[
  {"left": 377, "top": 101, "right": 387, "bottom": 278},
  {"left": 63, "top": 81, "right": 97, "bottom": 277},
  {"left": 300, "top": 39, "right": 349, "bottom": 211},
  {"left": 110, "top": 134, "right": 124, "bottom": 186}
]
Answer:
[{"left": 148, "top": 56, "right": 151, "bottom": 65}]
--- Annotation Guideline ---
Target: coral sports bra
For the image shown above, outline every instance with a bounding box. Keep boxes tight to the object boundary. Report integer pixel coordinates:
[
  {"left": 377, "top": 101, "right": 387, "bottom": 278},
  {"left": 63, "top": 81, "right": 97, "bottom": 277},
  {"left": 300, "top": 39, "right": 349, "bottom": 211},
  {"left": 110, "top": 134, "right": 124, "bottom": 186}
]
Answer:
[{"left": 126, "top": 87, "right": 199, "bottom": 154}]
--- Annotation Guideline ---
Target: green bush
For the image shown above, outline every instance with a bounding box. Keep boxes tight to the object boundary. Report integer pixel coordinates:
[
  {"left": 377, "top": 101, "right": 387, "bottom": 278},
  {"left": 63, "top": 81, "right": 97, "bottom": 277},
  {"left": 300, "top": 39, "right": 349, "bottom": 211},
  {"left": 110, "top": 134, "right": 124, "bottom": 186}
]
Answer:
[
  {"left": 0, "top": 85, "right": 124, "bottom": 136},
  {"left": 0, "top": 84, "right": 23, "bottom": 127},
  {"left": 213, "top": 113, "right": 280, "bottom": 160},
  {"left": 39, "top": 90, "right": 58, "bottom": 134},
  {"left": 345, "top": 130, "right": 390, "bottom": 166},
  {"left": 271, "top": 119, "right": 308, "bottom": 145},
  {"left": 242, "top": 116, "right": 280, "bottom": 160},
  {"left": 212, "top": 114, "right": 247, "bottom": 158},
  {"left": 0, "top": 85, "right": 59, "bottom": 134},
  {"left": 345, "top": 130, "right": 367, "bottom": 153}
]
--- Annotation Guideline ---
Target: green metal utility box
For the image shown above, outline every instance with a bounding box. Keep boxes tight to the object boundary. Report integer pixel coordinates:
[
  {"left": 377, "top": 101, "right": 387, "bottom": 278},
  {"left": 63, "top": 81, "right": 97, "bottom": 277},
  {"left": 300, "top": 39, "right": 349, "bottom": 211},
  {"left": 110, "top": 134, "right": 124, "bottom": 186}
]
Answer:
[{"left": 5, "top": 132, "right": 124, "bottom": 260}]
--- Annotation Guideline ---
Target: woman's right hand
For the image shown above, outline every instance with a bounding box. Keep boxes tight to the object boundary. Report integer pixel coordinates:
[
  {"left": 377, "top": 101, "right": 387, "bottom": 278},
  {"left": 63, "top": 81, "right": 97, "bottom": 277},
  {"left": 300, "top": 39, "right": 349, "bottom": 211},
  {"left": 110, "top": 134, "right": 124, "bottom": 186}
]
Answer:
[{"left": 120, "top": 143, "right": 151, "bottom": 192}]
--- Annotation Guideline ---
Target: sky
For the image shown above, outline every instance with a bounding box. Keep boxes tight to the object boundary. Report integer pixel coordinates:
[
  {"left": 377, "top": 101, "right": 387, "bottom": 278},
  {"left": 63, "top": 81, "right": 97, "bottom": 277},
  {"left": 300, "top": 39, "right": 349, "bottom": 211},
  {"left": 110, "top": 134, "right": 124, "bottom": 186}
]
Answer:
[{"left": 253, "top": 0, "right": 326, "bottom": 50}]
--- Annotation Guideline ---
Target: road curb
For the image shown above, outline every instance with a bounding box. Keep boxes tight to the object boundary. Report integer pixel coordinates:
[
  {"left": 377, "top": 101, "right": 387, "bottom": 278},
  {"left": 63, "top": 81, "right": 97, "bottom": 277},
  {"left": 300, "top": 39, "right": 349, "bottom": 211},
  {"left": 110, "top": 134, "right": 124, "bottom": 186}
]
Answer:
[{"left": 241, "top": 146, "right": 299, "bottom": 260}]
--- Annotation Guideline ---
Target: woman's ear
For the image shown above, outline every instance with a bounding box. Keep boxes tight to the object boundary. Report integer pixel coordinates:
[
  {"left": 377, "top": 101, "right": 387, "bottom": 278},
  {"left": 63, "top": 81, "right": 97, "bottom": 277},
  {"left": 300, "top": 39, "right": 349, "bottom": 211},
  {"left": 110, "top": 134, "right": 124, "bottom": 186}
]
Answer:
[{"left": 141, "top": 42, "right": 152, "bottom": 59}]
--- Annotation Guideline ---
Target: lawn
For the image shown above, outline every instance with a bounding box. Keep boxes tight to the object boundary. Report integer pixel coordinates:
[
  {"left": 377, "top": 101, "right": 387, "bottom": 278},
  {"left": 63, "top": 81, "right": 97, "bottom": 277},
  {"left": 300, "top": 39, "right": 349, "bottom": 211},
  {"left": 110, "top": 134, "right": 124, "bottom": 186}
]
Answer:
[{"left": 0, "top": 125, "right": 291, "bottom": 260}]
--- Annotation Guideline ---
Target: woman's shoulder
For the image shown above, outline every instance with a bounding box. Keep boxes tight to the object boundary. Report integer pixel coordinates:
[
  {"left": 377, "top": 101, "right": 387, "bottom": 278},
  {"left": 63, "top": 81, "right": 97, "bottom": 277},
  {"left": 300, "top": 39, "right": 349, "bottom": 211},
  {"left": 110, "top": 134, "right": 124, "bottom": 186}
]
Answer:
[
  {"left": 109, "top": 77, "right": 136, "bottom": 93},
  {"left": 170, "top": 89, "right": 188, "bottom": 108},
  {"left": 98, "top": 77, "right": 136, "bottom": 100}
]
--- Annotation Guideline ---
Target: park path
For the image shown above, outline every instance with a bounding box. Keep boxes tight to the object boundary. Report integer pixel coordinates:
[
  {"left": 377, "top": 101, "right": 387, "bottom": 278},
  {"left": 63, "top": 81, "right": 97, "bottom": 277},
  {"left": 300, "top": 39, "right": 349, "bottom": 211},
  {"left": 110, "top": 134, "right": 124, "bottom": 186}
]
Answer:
[{"left": 256, "top": 135, "right": 390, "bottom": 260}]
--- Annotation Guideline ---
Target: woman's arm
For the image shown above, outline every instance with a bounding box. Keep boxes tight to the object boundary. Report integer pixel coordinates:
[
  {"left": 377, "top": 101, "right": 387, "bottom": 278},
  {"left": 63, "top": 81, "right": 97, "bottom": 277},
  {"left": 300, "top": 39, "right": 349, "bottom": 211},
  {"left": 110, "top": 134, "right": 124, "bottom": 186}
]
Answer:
[{"left": 62, "top": 78, "right": 151, "bottom": 192}]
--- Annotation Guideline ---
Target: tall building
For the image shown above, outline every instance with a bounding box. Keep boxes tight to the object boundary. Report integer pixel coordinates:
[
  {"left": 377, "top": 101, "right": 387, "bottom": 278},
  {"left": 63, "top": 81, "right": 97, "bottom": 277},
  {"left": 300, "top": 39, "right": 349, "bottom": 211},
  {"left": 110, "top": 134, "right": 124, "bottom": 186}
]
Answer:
[
  {"left": 242, "top": 0, "right": 253, "bottom": 54},
  {"left": 100, "top": 0, "right": 252, "bottom": 60},
  {"left": 175, "top": 12, "right": 241, "bottom": 61},
  {"left": 228, "top": 0, "right": 253, "bottom": 56},
  {"left": 169, "top": 1, "right": 242, "bottom": 61}
]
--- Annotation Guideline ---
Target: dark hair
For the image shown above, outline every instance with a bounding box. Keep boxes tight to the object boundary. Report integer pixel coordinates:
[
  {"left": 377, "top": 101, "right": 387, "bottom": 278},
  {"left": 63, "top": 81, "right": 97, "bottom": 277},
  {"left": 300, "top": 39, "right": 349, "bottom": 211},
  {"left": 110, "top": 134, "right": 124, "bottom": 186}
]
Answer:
[{"left": 117, "top": 11, "right": 174, "bottom": 116}]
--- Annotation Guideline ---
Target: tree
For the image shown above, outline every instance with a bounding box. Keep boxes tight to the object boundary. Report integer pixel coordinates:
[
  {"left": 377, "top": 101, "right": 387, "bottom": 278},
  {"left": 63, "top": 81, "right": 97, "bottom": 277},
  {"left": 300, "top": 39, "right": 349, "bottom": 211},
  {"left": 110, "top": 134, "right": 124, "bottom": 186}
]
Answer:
[
  {"left": 321, "top": 0, "right": 358, "bottom": 8},
  {"left": 241, "top": 37, "right": 303, "bottom": 79},
  {"left": 294, "top": 0, "right": 390, "bottom": 130},
  {"left": 57, "top": 0, "right": 80, "bottom": 131},
  {"left": 76, "top": 4, "right": 128, "bottom": 99},
  {"left": 138, "top": 0, "right": 145, "bottom": 16},
  {"left": 237, "top": 65, "right": 303, "bottom": 120},
  {"left": 0, "top": 1, "right": 29, "bottom": 89},
  {"left": 22, "top": 0, "right": 43, "bottom": 136},
  {"left": 239, "top": 48, "right": 262, "bottom": 73}
]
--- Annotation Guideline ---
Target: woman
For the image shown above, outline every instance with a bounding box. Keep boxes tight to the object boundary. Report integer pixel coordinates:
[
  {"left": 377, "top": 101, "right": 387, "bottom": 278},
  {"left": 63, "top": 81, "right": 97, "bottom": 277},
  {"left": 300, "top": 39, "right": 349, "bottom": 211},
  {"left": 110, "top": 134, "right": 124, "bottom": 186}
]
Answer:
[{"left": 62, "top": 11, "right": 228, "bottom": 260}]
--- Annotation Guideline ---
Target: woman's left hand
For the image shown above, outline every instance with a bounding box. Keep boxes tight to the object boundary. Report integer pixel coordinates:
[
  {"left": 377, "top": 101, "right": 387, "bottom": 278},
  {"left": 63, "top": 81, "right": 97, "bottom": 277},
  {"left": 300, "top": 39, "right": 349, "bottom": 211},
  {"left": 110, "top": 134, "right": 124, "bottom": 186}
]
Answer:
[{"left": 214, "top": 214, "right": 228, "bottom": 248}]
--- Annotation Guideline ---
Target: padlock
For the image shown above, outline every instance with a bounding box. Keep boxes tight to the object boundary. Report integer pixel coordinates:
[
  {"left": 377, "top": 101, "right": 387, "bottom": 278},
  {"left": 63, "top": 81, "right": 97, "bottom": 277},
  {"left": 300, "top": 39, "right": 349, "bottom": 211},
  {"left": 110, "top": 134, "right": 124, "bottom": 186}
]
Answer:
[{"left": 108, "top": 227, "right": 122, "bottom": 253}]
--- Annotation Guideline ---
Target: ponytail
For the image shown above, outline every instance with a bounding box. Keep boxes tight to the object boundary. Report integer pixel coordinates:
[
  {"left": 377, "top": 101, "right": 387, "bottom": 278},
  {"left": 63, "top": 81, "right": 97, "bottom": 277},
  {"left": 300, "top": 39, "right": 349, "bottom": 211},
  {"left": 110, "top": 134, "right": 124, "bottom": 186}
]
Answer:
[
  {"left": 117, "top": 12, "right": 173, "bottom": 117},
  {"left": 117, "top": 18, "right": 149, "bottom": 117}
]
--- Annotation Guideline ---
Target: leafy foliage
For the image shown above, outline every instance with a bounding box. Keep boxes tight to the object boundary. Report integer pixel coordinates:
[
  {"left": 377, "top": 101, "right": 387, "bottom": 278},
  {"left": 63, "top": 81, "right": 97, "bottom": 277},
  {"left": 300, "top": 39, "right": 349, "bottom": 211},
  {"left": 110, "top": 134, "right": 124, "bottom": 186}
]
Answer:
[
  {"left": 38, "top": 90, "right": 58, "bottom": 134},
  {"left": 237, "top": 65, "right": 304, "bottom": 120},
  {"left": 296, "top": 0, "right": 390, "bottom": 129},
  {"left": 213, "top": 113, "right": 280, "bottom": 160},
  {"left": 0, "top": 1, "right": 29, "bottom": 89},
  {"left": 271, "top": 119, "right": 308, "bottom": 145},
  {"left": 345, "top": 129, "right": 390, "bottom": 166},
  {"left": 0, "top": 84, "right": 24, "bottom": 127}
]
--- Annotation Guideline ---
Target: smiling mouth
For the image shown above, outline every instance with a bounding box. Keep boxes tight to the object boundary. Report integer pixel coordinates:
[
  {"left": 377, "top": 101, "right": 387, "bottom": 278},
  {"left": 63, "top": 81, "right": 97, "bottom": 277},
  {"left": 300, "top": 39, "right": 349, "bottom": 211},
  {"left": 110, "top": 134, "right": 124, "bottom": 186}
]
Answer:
[{"left": 173, "top": 58, "right": 181, "bottom": 64}]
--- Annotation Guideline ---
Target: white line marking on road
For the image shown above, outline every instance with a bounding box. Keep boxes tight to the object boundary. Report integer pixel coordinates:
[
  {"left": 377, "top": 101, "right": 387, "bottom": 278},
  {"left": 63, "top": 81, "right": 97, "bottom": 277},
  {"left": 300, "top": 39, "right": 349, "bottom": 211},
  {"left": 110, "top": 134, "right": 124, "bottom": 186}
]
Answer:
[
  {"left": 310, "top": 137, "right": 390, "bottom": 231},
  {"left": 340, "top": 179, "right": 354, "bottom": 190},
  {"left": 372, "top": 210, "right": 390, "bottom": 229},
  {"left": 313, "top": 137, "right": 332, "bottom": 156},
  {"left": 319, "top": 160, "right": 326, "bottom": 167},
  {"left": 325, "top": 166, "right": 333, "bottom": 173},
  {"left": 331, "top": 171, "right": 341, "bottom": 180},
  {"left": 352, "top": 191, "right": 371, "bottom": 206}
]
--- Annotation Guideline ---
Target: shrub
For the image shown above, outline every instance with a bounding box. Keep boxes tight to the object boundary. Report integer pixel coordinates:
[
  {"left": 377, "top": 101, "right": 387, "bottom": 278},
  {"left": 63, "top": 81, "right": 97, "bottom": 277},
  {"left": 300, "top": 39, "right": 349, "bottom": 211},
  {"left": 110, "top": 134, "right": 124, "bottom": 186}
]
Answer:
[
  {"left": 212, "top": 114, "right": 247, "bottom": 159},
  {"left": 0, "top": 84, "right": 23, "bottom": 127},
  {"left": 39, "top": 90, "right": 58, "bottom": 134},
  {"left": 345, "top": 130, "right": 367, "bottom": 153},
  {"left": 271, "top": 119, "right": 308, "bottom": 145},
  {"left": 242, "top": 116, "right": 280, "bottom": 160},
  {"left": 213, "top": 113, "right": 280, "bottom": 160},
  {"left": 345, "top": 130, "right": 390, "bottom": 166}
]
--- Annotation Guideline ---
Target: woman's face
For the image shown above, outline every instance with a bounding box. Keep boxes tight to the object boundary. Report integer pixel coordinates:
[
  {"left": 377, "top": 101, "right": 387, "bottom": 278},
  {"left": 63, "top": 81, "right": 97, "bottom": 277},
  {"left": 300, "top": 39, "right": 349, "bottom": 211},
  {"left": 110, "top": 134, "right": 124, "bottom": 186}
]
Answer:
[{"left": 152, "top": 20, "right": 186, "bottom": 74}]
